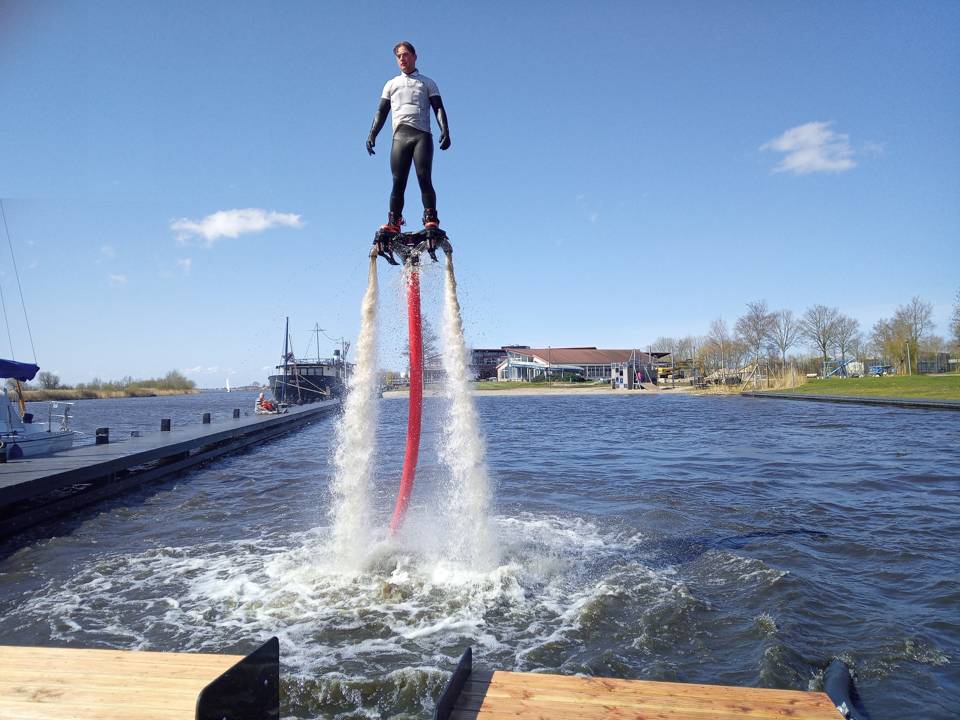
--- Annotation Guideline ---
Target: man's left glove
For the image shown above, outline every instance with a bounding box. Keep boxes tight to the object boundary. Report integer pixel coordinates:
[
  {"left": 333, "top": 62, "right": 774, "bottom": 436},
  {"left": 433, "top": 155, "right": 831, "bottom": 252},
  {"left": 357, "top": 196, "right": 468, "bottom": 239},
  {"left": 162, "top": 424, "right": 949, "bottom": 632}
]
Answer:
[{"left": 439, "top": 133, "right": 451, "bottom": 151}]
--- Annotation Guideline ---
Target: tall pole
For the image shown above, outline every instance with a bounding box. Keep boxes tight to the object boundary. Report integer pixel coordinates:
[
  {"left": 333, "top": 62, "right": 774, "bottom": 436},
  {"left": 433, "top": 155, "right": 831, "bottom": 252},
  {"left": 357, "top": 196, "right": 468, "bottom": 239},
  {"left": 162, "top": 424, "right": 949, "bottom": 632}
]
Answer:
[{"left": 280, "top": 317, "right": 289, "bottom": 405}]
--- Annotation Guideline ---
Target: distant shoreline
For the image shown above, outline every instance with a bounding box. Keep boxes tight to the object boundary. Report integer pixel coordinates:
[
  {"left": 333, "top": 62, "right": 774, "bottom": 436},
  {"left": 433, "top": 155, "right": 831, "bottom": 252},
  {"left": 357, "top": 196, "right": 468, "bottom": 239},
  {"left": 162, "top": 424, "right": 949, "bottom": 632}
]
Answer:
[
  {"left": 382, "top": 384, "right": 691, "bottom": 398},
  {"left": 21, "top": 388, "right": 200, "bottom": 402}
]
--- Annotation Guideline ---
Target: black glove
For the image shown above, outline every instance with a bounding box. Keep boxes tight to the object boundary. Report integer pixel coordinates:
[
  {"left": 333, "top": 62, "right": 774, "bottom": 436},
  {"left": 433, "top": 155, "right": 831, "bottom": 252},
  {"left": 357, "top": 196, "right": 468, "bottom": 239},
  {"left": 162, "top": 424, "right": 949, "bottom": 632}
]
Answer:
[
  {"left": 439, "top": 133, "right": 450, "bottom": 151},
  {"left": 366, "top": 136, "right": 376, "bottom": 155}
]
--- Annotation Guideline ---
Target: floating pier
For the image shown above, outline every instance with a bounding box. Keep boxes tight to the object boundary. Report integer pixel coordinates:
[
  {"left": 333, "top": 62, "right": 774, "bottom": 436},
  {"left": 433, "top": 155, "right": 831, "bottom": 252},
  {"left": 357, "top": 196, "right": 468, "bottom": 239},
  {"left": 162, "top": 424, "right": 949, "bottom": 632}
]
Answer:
[
  {"left": 0, "top": 638, "right": 278, "bottom": 720},
  {"left": 435, "top": 649, "right": 846, "bottom": 720},
  {"left": 0, "top": 402, "right": 338, "bottom": 538},
  {"left": 0, "top": 641, "right": 856, "bottom": 719}
]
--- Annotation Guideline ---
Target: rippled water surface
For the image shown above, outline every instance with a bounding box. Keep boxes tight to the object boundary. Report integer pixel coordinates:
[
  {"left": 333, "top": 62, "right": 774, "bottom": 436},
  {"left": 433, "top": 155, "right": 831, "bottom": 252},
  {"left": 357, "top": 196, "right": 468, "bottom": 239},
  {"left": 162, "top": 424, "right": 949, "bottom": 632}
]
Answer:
[{"left": 2, "top": 393, "right": 958, "bottom": 719}]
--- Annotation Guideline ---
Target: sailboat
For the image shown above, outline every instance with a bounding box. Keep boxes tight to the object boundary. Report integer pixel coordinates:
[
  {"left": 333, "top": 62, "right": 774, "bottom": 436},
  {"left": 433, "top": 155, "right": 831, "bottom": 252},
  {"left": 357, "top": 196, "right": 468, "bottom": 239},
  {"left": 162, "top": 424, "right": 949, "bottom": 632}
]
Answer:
[
  {"left": 1, "top": 359, "right": 76, "bottom": 459},
  {"left": 0, "top": 201, "right": 76, "bottom": 459},
  {"left": 225, "top": 377, "right": 231, "bottom": 393}
]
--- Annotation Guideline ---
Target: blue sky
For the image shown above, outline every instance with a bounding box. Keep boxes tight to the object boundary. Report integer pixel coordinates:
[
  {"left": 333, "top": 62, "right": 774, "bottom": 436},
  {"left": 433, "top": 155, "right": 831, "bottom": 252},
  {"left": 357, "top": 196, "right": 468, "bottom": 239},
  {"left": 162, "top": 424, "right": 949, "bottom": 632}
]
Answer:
[{"left": 1, "top": 0, "right": 957, "bottom": 385}]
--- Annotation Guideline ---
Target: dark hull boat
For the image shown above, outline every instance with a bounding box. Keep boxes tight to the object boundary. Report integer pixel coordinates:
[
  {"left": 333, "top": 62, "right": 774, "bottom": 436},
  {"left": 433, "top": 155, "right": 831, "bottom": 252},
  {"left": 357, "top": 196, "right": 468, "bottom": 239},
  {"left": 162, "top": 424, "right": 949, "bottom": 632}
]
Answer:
[
  {"left": 268, "top": 364, "right": 343, "bottom": 405},
  {"left": 268, "top": 319, "right": 350, "bottom": 406}
]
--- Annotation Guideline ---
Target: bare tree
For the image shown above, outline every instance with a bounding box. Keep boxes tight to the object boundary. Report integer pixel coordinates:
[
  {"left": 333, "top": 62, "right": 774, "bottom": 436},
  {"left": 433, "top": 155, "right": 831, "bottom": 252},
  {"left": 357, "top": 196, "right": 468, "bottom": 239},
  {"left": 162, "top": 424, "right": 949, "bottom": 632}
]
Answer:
[
  {"left": 952, "top": 289, "right": 960, "bottom": 349},
  {"left": 708, "top": 318, "right": 731, "bottom": 374},
  {"left": 734, "top": 300, "right": 774, "bottom": 368},
  {"left": 770, "top": 309, "right": 800, "bottom": 371},
  {"left": 894, "top": 296, "right": 934, "bottom": 343},
  {"left": 871, "top": 317, "right": 910, "bottom": 372},
  {"left": 37, "top": 371, "right": 62, "bottom": 389},
  {"left": 921, "top": 334, "right": 946, "bottom": 354},
  {"left": 651, "top": 336, "right": 677, "bottom": 356},
  {"left": 800, "top": 305, "right": 840, "bottom": 369},
  {"left": 893, "top": 297, "right": 934, "bottom": 373},
  {"left": 400, "top": 317, "right": 440, "bottom": 371},
  {"left": 833, "top": 315, "right": 861, "bottom": 364}
]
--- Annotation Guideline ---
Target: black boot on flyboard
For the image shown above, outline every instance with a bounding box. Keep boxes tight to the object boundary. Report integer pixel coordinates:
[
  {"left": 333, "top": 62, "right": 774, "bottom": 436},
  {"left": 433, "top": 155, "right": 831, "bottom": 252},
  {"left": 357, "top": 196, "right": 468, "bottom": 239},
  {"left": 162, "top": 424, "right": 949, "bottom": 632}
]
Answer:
[{"left": 372, "top": 209, "right": 450, "bottom": 266}]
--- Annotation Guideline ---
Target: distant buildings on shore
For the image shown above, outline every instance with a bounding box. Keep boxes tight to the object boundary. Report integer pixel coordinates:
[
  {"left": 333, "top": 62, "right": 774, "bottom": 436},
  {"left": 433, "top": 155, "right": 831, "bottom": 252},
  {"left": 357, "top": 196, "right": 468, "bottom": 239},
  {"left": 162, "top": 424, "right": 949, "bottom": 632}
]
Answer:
[{"left": 471, "top": 346, "right": 669, "bottom": 387}]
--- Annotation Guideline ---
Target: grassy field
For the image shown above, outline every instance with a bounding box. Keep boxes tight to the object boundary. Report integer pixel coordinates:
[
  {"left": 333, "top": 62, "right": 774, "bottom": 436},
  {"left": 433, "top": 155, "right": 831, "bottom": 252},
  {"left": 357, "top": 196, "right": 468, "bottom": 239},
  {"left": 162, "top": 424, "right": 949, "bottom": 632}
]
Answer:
[{"left": 776, "top": 374, "right": 960, "bottom": 400}]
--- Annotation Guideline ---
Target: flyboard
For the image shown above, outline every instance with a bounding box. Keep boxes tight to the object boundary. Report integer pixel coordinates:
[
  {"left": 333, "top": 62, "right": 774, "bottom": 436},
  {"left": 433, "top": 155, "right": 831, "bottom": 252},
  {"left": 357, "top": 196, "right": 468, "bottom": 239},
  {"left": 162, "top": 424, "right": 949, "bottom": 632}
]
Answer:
[{"left": 372, "top": 224, "right": 452, "bottom": 535}]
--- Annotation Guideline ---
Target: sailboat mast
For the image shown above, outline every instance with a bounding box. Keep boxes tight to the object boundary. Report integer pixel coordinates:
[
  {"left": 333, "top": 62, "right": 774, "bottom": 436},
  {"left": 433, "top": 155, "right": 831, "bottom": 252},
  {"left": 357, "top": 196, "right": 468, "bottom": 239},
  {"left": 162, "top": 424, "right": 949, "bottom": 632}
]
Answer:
[{"left": 281, "top": 317, "right": 289, "bottom": 404}]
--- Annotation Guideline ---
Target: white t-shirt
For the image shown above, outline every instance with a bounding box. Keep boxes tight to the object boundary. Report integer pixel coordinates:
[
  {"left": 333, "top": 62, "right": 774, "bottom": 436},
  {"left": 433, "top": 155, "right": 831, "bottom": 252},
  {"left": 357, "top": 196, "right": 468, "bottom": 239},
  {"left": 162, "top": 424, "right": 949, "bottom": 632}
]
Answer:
[{"left": 381, "top": 71, "right": 440, "bottom": 135}]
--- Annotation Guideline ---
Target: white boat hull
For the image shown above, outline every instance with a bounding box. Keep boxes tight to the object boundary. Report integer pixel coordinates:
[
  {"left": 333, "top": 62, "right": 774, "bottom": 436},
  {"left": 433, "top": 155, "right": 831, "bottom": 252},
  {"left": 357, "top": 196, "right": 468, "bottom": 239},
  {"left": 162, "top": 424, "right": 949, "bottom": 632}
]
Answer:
[{"left": 1, "top": 430, "right": 75, "bottom": 458}]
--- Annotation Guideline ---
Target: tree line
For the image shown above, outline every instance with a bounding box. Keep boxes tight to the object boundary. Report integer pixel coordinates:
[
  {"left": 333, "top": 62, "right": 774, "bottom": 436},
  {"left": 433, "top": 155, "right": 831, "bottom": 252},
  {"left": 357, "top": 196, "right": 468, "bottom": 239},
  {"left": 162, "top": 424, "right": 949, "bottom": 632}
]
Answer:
[
  {"left": 9, "top": 369, "right": 196, "bottom": 393},
  {"left": 652, "top": 292, "right": 960, "bottom": 377}
]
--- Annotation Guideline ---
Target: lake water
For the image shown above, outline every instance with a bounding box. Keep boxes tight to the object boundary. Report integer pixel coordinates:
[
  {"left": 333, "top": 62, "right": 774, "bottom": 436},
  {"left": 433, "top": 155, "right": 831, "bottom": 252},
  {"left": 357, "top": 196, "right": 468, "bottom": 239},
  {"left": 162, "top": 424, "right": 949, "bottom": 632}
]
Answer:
[{"left": 1, "top": 392, "right": 957, "bottom": 719}]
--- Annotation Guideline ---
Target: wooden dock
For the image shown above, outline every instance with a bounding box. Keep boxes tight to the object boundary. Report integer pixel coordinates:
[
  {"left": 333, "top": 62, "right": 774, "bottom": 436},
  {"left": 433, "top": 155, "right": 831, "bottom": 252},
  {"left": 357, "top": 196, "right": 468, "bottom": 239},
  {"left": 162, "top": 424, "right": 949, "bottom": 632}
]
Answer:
[
  {"left": 0, "top": 401, "right": 338, "bottom": 538},
  {"left": 0, "top": 645, "right": 242, "bottom": 720},
  {"left": 0, "top": 638, "right": 278, "bottom": 720},
  {"left": 0, "top": 643, "right": 850, "bottom": 719},
  {"left": 434, "top": 650, "right": 846, "bottom": 720},
  {"left": 447, "top": 670, "right": 839, "bottom": 719}
]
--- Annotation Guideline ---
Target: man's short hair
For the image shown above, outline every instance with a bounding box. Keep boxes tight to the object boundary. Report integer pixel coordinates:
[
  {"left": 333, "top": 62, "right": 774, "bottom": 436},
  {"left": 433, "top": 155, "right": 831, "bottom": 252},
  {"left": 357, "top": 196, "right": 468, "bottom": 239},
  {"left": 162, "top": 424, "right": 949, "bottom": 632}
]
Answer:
[{"left": 394, "top": 41, "right": 416, "bottom": 57}]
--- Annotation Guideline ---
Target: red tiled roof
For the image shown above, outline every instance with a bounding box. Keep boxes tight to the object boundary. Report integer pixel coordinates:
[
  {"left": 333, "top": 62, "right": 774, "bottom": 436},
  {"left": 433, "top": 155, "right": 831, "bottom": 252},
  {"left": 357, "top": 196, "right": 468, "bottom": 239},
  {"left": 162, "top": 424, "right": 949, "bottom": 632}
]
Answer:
[{"left": 505, "top": 347, "right": 650, "bottom": 364}]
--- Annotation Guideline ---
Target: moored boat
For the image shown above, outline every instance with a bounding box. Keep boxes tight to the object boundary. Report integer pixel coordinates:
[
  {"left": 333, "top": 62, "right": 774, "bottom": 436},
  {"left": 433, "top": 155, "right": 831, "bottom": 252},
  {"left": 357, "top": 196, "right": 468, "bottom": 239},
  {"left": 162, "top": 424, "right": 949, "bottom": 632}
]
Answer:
[
  {"left": 1, "top": 359, "right": 76, "bottom": 459},
  {"left": 267, "top": 319, "right": 351, "bottom": 405}
]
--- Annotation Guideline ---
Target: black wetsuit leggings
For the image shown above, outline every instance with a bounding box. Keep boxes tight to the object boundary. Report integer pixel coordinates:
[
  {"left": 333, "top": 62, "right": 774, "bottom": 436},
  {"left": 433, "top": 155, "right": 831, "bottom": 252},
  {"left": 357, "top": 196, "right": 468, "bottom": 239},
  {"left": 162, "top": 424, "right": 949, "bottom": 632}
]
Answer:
[{"left": 389, "top": 124, "right": 436, "bottom": 218}]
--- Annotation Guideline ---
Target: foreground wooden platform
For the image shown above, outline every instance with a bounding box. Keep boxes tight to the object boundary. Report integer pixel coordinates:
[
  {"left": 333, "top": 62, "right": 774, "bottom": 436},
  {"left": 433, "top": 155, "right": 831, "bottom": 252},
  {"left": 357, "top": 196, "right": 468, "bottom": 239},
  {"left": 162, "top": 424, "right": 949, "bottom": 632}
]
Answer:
[
  {"left": 446, "top": 669, "right": 839, "bottom": 720},
  {"left": 0, "top": 401, "right": 338, "bottom": 537},
  {"left": 0, "top": 645, "right": 244, "bottom": 720}
]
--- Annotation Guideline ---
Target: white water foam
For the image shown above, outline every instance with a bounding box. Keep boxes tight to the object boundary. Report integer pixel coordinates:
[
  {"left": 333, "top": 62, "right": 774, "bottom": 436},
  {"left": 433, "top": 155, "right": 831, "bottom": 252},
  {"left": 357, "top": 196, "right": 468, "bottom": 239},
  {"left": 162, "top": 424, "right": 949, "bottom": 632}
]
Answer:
[
  {"left": 14, "top": 514, "right": 660, "bottom": 663},
  {"left": 330, "top": 256, "right": 380, "bottom": 570},
  {"left": 437, "top": 254, "right": 495, "bottom": 569}
]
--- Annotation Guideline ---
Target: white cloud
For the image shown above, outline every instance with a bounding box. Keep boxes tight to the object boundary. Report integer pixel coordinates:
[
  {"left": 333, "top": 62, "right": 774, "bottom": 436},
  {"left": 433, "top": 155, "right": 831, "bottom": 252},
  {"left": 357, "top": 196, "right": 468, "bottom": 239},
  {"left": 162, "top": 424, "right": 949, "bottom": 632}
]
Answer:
[
  {"left": 177, "top": 258, "right": 192, "bottom": 274},
  {"left": 182, "top": 365, "right": 234, "bottom": 376},
  {"left": 109, "top": 274, "right": 127, "bottom": 286},
  {"left": 170, "top": 208, "right": 304, "bottom": 246},
  {"left": 761, "top": 121, "right": 856, "bottom": 175},
  {"left": 100, "top": 245, "right": 115, "bottom": 259}
]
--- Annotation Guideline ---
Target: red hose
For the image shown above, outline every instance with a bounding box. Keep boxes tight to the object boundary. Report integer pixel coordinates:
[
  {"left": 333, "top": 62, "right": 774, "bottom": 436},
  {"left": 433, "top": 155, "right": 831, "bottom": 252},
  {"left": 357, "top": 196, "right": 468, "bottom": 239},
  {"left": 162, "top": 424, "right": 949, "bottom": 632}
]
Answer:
[{"left": 390, "top": 268, "right": 423, "bottom": 534}]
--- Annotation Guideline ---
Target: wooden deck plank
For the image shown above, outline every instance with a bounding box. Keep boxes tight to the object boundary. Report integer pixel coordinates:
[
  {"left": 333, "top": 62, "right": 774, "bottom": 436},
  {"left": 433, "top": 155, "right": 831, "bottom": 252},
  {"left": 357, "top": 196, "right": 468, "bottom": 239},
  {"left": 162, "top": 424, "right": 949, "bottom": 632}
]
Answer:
[
  {"left": 449, "top": 670, "right": 837, "bottom": 720},
  {"left": 0, "top": 646, "right": 243, "bottom": 720},
  {"left": 0, "top": 700, "right": 204, "bottom": 720}
]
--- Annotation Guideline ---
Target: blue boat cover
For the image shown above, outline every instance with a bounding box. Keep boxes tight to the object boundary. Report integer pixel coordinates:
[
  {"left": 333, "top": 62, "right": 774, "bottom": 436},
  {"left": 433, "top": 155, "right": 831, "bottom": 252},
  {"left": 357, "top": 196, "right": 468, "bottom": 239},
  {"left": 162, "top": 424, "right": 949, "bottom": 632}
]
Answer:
[{"left": 0, "top": 359, "right": 40, "bottom": 381}]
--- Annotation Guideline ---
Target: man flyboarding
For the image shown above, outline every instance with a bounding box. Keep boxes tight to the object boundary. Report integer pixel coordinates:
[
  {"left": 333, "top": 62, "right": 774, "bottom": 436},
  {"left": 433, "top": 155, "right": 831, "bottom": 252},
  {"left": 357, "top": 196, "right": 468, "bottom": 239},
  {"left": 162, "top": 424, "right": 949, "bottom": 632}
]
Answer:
[{"left": 368, "top": 41, "right": 451, "bottom": 259}]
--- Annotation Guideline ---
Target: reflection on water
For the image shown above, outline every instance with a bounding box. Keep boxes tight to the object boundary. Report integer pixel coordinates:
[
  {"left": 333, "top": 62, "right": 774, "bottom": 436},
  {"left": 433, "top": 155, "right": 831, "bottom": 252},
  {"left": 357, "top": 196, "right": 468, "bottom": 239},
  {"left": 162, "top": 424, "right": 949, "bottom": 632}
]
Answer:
[{"left": 1, "top": 394, "right": 958, "bottom": 719}]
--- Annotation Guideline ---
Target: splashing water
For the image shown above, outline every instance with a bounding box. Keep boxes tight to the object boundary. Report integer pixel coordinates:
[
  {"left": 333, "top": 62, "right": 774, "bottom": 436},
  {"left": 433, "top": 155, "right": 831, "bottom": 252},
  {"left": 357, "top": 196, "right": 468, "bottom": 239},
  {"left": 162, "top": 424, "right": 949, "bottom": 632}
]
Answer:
[
  {"left": 330, "top": 256, "right": 380, "bottom": 570},
  {"left": 438, "top": 253, "right": 495, "bottom": 568}
]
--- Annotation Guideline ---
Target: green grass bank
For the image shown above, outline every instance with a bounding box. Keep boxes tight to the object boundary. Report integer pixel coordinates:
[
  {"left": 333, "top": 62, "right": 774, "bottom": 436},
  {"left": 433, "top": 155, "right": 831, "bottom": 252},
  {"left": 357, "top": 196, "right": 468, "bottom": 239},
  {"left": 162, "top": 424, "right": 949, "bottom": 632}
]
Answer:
[{"left": 774, "top": 374, "right": 960, "bottom": 401}]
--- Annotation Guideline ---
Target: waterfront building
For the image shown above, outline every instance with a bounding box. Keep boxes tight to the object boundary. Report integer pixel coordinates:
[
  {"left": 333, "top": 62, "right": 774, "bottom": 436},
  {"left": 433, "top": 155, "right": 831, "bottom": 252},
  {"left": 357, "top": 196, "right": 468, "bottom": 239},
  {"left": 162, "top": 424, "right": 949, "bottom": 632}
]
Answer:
[
  {"left": 470, "top": 346, "right": 528, "bottom": 380},
  {"left": 496, "top": 347, "right": 665, "bottom": 387}
]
